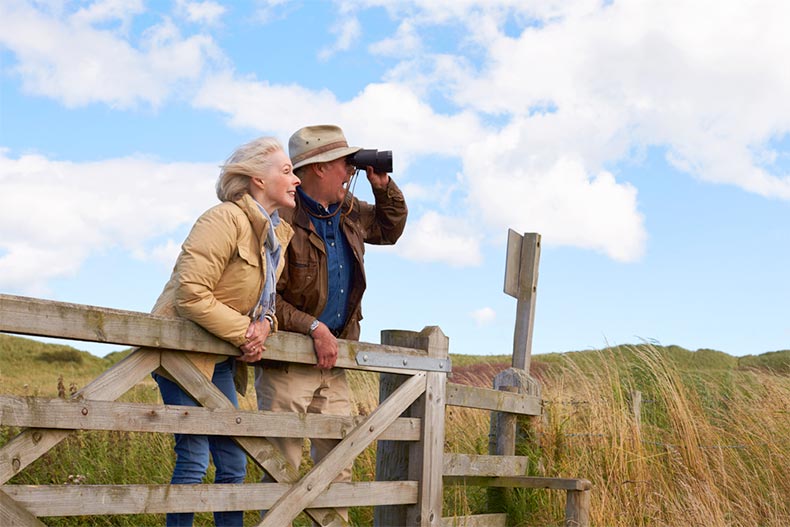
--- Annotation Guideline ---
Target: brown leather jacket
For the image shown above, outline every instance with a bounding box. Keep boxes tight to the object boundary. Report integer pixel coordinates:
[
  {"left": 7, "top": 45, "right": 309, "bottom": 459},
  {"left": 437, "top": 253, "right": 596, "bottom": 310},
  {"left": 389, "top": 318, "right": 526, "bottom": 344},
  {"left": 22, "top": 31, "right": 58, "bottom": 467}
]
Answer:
[{"left": 275, "top": 178, "right": 407, "bottom": 341}]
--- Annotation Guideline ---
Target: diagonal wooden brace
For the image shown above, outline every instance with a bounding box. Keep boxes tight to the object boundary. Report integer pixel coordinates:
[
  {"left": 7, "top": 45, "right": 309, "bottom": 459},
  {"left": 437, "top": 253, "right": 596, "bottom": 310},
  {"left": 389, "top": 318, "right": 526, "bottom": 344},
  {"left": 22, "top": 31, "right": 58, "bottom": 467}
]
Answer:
[
  {"left": 0, "top": 348, "right": 161, "bottom": 485},
  {"left": 258, "top": 371, "right": 428, "bottom": 527},
  {"left": 0, "top": 348, "right": 161, "bottom": 524},
  {"left": 160, "top": 351, "right": 350, "bottom": 527},
  {"left": 0, "top": 488, "right": 47, "bottom": 527}
]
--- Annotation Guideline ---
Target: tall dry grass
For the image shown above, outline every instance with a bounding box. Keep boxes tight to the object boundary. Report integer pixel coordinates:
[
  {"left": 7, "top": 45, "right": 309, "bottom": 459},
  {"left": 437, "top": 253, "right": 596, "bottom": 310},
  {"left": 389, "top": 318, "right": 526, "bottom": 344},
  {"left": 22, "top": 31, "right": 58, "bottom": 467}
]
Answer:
[{"left": 523, "top": 345, "right": 790, "bottom": 527}]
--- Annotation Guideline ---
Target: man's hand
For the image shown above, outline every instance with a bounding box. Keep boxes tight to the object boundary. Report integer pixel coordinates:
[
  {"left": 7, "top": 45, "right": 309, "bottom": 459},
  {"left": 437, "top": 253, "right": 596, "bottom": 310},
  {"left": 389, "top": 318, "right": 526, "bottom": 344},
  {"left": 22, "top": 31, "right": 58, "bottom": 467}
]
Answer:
[
  {"left": 365, "top": 166, "right": 389, "bottom": 191},
  {"left": 238, "top": 319, "right": 271, "bottom": 363},
  {"left": 310, "top": 322, "right": 338, "bottom": 369}
]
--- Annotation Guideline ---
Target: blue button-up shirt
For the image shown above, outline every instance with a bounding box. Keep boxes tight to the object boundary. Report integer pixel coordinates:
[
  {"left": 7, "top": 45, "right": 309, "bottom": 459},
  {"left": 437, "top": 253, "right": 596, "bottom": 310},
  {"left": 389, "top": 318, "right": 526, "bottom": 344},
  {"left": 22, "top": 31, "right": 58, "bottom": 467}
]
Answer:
[{"left": 297, "top": 187, "right": 353, "bottom": 334}]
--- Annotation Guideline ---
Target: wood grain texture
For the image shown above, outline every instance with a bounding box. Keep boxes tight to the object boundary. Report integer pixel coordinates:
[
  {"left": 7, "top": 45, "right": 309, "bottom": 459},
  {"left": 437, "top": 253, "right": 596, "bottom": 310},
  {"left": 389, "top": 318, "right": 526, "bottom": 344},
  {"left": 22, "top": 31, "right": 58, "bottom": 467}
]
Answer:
[
  {"left": 259, "top": 372, "right": 427, "bottom": 527},
  {"left": 0, "top": 349, "right": 159, "bottom": 485},
  {"left": 0, "top": 395, "right": 420, "bottom": 440},
  {"left": 161, "top": 351, "right": 349, "bottom": 527},
  {"left": 1, "top": 482, "right": 418, "bottom": 516}
]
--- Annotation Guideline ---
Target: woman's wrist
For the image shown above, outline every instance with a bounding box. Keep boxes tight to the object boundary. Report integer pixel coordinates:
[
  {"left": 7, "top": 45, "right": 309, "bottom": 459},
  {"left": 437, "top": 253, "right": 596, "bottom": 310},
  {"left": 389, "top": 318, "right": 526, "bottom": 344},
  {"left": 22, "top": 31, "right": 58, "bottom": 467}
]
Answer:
[{"left": 263, "top": 313, "right": 276, "bottom": 333}]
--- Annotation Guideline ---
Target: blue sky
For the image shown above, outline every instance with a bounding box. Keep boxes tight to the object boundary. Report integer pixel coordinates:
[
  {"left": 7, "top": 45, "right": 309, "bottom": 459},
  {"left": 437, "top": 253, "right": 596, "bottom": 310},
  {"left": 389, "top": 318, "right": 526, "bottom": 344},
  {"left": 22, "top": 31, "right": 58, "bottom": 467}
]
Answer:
[{"left": 1, "top": 0, "right": 788, "bottom": 360}]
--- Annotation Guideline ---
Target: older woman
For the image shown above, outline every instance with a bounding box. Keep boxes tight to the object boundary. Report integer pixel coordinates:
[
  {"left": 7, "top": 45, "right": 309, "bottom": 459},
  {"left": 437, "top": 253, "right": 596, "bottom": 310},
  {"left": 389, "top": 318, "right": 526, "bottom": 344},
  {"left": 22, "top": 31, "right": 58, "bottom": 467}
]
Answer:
[{"left": 151, "top": 137, "right": 299, "bottom": 527}]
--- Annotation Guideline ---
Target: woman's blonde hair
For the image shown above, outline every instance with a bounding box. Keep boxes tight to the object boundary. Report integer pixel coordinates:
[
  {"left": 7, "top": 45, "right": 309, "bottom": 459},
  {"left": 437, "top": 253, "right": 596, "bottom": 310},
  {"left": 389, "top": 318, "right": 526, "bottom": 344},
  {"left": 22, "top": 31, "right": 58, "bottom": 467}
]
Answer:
[{"left": 216, "top": 136, "right": 284, "bottom": 202}]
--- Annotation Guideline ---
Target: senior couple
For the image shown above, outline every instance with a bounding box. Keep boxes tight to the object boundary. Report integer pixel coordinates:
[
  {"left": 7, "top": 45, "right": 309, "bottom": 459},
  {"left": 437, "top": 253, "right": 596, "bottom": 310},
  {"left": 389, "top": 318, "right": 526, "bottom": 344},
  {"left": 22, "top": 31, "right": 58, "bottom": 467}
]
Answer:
[{"left": 151, "top": 124, "right": 408, "bottom": 526}]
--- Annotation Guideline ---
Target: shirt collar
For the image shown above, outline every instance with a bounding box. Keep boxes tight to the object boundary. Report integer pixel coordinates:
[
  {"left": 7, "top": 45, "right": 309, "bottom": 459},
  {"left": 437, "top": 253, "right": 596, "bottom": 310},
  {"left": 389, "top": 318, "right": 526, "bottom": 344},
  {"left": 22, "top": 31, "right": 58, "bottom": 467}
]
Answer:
[{"left": 297, "top": 186, "right": 340, "bottom": 216}]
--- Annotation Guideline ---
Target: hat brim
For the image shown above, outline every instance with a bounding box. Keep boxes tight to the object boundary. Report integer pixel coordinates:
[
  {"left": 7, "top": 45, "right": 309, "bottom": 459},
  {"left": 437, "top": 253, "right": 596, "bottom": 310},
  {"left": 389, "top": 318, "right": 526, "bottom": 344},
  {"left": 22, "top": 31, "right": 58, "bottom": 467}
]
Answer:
[{"left": 292, "top": 146, "right": 362, "bottom": 170}]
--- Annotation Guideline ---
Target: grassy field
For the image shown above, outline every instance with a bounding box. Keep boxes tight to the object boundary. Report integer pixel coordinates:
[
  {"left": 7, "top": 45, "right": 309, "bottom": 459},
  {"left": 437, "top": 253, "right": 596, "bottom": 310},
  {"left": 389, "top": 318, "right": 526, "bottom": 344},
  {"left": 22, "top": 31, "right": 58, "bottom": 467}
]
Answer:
[{"left": 1, "top": 333, "right": 788, "bottom": 526}]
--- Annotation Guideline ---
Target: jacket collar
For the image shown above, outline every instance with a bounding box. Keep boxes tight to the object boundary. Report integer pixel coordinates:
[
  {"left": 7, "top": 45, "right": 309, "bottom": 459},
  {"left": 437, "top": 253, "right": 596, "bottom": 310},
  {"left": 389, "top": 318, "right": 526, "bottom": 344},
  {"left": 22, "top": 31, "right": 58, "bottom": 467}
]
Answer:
[
  {"left": 285, "top": 190, "right": 355, "bottom": 232},
  {"left": 234, "top": 193, "right": 269, "bottom": 238}
]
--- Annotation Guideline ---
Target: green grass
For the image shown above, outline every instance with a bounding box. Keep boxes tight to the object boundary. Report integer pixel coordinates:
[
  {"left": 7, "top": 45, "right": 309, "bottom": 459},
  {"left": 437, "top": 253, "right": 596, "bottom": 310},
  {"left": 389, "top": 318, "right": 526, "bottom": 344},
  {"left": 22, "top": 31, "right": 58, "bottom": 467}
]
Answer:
[{"left": 1, "top": 333, "right": 789, "bottom": 526}]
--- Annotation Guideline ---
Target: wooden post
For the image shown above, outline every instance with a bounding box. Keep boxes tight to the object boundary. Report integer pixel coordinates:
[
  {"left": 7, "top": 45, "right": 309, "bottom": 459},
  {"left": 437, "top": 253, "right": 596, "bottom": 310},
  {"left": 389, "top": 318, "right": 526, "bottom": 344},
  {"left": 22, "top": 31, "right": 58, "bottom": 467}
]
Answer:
[
  {"left": 407, "top": 327, "right": 448, "bottom": 527},
  {"left": 487, "top": 368, "right": 541, "bottom": 513},
  {"left": 565, "top": 489, "right": 591, "bottom": 527},
  {"left": 630, "top": 390, "right": 642, "bottom": 431},
  {"left": 503, "top": 230, "right": 541, "bottom": 372},
  {"left": 374, "top": 330, "right": 412, "bottom": 527},
  {"left": 489, "top": 231, "right": 543, "bottom": 512},
  {"left": 375, "top": 327, "right": 449, "bottom": 527}
]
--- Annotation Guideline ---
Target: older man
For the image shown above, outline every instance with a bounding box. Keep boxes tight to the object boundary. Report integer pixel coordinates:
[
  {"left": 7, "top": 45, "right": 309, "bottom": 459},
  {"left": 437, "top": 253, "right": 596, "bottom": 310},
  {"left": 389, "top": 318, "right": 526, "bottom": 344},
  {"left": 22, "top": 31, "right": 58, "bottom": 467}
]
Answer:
[{"left": 254, "top": 124, "right": 407, "bottom": 523}]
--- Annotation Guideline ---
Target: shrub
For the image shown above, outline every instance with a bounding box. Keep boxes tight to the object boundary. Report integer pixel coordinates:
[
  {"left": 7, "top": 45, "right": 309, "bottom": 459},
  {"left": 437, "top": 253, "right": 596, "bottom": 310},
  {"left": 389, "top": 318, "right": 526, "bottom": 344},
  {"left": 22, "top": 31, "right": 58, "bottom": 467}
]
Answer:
[{"left": 37, "top": 348, "right": 84, "bottom": 364}]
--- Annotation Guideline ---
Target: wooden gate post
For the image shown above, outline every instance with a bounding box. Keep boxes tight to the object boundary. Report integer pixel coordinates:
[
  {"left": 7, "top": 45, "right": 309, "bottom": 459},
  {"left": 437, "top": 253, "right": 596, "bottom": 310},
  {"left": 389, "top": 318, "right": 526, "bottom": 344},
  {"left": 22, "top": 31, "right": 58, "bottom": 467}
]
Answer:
[
  {"left": 375, "top": 326, "right": 449, "bottom": 527},
  {"left": 489, "top": 231, "right": 543, "bottom": 511}
]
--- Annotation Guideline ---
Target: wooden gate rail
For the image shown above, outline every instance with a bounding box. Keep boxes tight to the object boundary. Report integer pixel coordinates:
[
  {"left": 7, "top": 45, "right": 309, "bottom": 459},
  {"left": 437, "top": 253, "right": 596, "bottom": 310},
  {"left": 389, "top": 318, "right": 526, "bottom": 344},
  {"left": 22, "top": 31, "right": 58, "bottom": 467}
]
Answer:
[
  {"left": 3, "top": 482, "right": 419, "bottom": 517},
  {"left": 0, "top": 395, "right": 420, "bottom": 440},
  {"left": 0, "top": 294, "right": 436, "bottom": 374}
]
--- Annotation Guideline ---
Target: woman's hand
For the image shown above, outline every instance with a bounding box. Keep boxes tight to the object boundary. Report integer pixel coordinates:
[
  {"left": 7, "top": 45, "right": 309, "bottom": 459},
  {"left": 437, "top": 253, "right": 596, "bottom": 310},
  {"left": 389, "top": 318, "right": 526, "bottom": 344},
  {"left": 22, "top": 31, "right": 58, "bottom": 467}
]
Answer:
[{"left": 238, "top": 319, "right": 272, "bottom": 363}]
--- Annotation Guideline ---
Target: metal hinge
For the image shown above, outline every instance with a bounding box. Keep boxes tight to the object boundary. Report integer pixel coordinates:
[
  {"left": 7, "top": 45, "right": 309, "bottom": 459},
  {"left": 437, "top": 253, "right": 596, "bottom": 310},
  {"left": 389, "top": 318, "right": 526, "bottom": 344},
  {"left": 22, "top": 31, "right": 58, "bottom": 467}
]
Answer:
[{"left": 357, "top": 352, "right": 451, "bottom": 372}]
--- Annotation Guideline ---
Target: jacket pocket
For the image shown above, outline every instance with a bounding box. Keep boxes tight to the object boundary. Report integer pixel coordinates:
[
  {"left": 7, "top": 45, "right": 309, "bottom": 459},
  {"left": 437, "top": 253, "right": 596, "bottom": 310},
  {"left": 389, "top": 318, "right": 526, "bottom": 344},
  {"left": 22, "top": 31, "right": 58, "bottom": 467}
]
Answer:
[
  {"left": 237, "top": 243, "right": 260, "bottom": 267},
  {"left": 283, "top": 259, "right": 319, "bottom": 310}
]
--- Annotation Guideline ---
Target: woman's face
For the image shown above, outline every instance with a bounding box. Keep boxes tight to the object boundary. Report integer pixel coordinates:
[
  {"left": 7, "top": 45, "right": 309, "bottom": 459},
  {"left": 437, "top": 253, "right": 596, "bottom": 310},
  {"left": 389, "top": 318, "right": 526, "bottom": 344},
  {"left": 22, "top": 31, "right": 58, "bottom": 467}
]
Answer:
[{"left": 260, "top": 149, "right": 300, "bottom": 212}]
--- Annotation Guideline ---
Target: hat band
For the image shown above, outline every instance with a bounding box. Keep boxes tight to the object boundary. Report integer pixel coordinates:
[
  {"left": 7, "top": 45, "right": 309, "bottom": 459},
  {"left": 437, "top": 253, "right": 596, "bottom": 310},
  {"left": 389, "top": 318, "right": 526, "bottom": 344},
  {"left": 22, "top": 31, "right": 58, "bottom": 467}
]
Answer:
[{"left": 291, "top": 140, "right": 349, "bottom": 164}]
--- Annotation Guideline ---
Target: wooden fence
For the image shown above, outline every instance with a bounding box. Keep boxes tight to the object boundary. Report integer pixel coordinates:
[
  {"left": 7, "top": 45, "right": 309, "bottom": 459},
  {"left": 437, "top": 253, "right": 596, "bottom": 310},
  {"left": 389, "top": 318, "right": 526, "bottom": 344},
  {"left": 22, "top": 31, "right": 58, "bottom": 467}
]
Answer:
[{"left": 0, "top": 231, "right": 591, "bottom": 526}]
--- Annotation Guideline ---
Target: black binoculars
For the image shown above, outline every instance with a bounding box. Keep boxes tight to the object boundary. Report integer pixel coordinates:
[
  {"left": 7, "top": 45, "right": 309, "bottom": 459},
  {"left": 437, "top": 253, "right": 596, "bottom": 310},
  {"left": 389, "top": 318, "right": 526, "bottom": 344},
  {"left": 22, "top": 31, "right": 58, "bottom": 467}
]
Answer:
[{"left": 349, "top": 149, "right": 393, "bottom": 174}]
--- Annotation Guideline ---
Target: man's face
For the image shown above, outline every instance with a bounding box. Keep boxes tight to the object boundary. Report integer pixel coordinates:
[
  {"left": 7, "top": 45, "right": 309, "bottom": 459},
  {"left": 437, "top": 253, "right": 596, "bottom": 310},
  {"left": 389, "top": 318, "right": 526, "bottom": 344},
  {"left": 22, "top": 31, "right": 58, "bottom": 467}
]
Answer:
[{"left": 326, "top": 156, "right": 356, "bottom": 204}]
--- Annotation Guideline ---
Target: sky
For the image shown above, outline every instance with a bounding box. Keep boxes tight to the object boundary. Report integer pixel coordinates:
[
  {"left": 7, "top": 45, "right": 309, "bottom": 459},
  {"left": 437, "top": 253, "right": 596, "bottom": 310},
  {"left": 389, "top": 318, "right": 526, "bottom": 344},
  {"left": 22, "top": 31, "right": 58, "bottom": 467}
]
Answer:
[{"left": 1, "top": 0, "right": 788, "bottom": 361}]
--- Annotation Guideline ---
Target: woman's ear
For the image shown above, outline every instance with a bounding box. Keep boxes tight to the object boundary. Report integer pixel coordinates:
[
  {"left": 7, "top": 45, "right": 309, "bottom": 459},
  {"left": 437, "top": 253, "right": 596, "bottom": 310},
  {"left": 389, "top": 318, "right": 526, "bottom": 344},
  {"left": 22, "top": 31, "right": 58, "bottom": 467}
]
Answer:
[{"left": 250, "top": 177, "right": 266, "bottom": 191}]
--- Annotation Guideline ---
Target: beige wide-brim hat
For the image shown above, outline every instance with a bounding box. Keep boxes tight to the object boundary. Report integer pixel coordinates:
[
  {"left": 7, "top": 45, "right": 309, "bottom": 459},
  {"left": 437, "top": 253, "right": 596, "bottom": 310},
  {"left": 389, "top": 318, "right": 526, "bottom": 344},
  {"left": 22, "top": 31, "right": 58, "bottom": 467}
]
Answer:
[{"left": 289, "top": 124, "right": 362, "bottom": 170}]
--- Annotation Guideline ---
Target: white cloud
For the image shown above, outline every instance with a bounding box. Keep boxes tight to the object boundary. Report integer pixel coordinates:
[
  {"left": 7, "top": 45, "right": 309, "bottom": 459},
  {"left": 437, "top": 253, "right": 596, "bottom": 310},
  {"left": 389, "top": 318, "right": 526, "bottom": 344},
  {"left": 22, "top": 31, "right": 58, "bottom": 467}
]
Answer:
[
  {"left": 396, "top": 211, "right": 483, "bottom": 266},
  {"left": 71, "top": 0, "right": 145, "bottom": 33},
  {"left": 253, "top": 0, "right": 291, "bottom": 24},
  {"left": 0, "top": 150, "right": 217, "bottom": 295},
  {"left": 369, "top": 20, "right": 421, "bottom": 57},
  {"left": 0, "top": 0, "right": 223, "bottom": 108},
  {"left": 443, "top": 1, "right": 790, "bottom": 199},
  {"left": 470, "top": 307, "right": 496, "bottom": 326},
  {"left": 176, "top": 0, "right": 226, "bottom": 26},
  {"left": 463, "top": 127, "right": 646, "bottom": 262},
  {"left": 319, "top": 17, "right": 362, "bottom": 60}
]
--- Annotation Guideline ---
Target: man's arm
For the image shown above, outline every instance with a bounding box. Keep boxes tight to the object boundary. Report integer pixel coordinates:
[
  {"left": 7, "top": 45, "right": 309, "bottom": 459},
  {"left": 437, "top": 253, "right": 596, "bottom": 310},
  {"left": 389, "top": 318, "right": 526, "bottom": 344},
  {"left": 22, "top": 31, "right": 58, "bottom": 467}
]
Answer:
[{"left": 275, "top": 261, "right": 339, "bottom": 369}]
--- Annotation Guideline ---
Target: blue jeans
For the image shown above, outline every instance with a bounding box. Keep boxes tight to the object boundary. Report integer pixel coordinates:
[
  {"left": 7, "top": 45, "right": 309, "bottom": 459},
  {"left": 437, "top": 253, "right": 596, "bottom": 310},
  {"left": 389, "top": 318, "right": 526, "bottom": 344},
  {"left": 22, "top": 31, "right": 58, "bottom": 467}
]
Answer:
[{"left": 154, "top": 357, "right": 246, "bottom": 527}]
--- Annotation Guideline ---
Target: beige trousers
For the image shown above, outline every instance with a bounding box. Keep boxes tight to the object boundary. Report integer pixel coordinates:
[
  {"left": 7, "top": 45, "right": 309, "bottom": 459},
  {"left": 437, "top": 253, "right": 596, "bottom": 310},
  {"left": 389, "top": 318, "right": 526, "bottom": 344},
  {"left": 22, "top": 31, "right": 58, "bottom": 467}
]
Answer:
[{"left": 254, "top": 364, "right": 353, "bottom": 524}]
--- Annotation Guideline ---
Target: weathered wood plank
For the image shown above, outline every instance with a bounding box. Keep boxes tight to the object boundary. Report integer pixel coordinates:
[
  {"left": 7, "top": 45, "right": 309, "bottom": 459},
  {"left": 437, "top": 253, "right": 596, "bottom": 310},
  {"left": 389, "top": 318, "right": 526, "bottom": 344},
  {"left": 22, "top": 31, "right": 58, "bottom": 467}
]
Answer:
[
  {"left": 268, "top": 330, "right": 439, "bottom": 374},
  {"left": 442, "top": 454, "right": 528, "bottom": 477},
  {"left": 406, "top": 327, "right": 449, "bottom": 527},
  {"left": 160, "top": 351, "right": 348, "bottom": 527},
  {"left": 446, "top": 383, "right": 541, "bottom": 416},
  {"left": 0, "top": 395, "right": 420, "bottom": 441},
  {"left": 565, "top": 489, "right": 591, "bottom": 527},
  {"left": 505, "top": 231, "right": 540, "bottom": 371},
  {"left": 441, "top": 513, "right": 507, "bottom": 527},
  {"left": 1, "top": 482, "right": 418, "bottom": 516},
  {"left": 0, "top": 488, "right": 47, "bottom": 526},
  {"left": 0, "top": 294, "right": 438, "bottom": 374},
  {"left": 375, "top": 330, "right": 420, "bottom": 527},
  {"left": 409, "top": 371, "right": 446, "bottom": 527},
  {"left": 259, "top": 371, "right": 428, "bottom": 527},
  {"left": 0, "top": 293, "right": 236, "bottom": 356},
  {"left": 444, "top": 476, "right": 592, "bottom": 491},
  {"left": 0, "top": 348, "right": 160, "bottom": 485}
]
